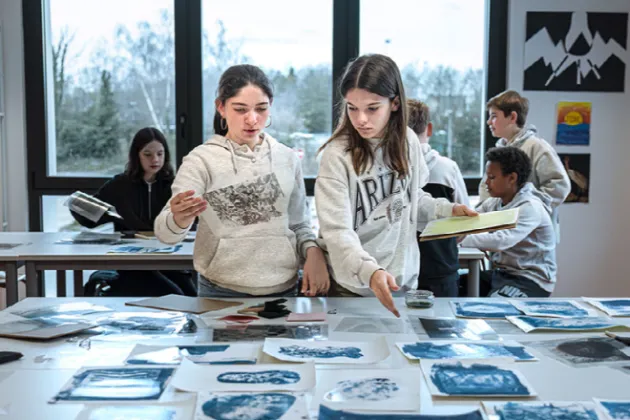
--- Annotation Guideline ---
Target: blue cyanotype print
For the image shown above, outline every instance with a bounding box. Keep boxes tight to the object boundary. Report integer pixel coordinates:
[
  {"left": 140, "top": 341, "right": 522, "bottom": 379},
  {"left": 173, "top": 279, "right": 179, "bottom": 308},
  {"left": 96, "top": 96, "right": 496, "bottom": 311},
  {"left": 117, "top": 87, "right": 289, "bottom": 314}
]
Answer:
[
  {"left": 599, "top": 401, "right": 630, "bottom": 419},
  {"left": 318, "top": 405, "right": 484, "bottom": 420},
  {"left": 217, "top": 370, "right": 300, "bottom": 385},
  {"left": 518, "top": 316, "right": 618, "bottom": 330},
  {"left": 53, "top": 367, "right": 175, "bottom": 402},
  {"left": 518, "top": 301, "right": 588, "bottom": 317},
  {"left": 495, "top": 402, "right": 598, "bottom": 420},
  {"left": 178, "top": 345, "right": 229, "bottom": 355},
  {"left": 324, "top": 378, "right": 399, "bottom": 402},
  {"left": 278, "top": 345, "right": 363, "bottom": 359},
  {"left": 430, "top": 363, "right": 530, "bottom": 396},
  {"left": 599, "top": 299, "right": 630, "bottom": 315},
  {"left": 452, "top": 302, "right": 522, "bottom": 318},
  {"left": 401, "top": 342, "right": 535, "bottom": 361},
  {"left": 202, "top": 393, "right": 295, "bottom": 420}
]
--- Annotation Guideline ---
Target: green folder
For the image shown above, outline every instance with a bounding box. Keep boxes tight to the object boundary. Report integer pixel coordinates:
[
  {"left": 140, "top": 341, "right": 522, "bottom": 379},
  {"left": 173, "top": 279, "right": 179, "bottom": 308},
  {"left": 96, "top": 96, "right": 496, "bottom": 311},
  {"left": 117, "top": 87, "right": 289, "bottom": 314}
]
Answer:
[{"left": 419, "top": 208, "right": 519, "bottom": 241}]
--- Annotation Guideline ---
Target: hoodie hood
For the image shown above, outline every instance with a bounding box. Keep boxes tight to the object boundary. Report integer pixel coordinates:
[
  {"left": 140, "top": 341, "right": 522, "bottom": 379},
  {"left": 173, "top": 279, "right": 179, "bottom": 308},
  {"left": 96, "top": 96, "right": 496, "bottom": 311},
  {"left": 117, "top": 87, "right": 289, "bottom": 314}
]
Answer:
[
  {"left": 205, "top": 132, "right": 277, "bottom": 174},
  {"left": 420, "top": 143, "right": 440, "bottom": 171},
  {"left": 504, "top": 182, "right": 552, "bottom": 215},
  {"left": 496, "top": 124, "right": 538, "bottom": 148}
]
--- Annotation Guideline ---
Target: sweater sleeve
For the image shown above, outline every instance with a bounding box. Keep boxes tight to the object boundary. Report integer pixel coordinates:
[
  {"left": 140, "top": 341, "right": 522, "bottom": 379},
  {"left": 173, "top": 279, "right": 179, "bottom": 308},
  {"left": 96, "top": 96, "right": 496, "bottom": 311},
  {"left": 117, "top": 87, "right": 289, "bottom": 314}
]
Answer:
[
  {"left": 287, "top": 154, "right": 317, "bottom": 260},
  {"left": 460, "top": 203, "right": 539, "bottom": 251},
  {"left": 535, "top": 149, "right": 571, "bottom": 209},
  {"left": 154, "top": 152, "right": 210, "bottom": 244},
  {"left": 315, "top": 147, "right": 381, "bottom": 292}
]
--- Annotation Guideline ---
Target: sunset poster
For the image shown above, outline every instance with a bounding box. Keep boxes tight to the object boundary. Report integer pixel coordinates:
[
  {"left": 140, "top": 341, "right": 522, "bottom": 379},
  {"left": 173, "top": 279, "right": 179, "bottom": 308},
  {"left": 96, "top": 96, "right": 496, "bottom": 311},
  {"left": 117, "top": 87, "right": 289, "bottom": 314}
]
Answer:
[{"left": 556, "top": 102, "right": 591, "bottom": 145}]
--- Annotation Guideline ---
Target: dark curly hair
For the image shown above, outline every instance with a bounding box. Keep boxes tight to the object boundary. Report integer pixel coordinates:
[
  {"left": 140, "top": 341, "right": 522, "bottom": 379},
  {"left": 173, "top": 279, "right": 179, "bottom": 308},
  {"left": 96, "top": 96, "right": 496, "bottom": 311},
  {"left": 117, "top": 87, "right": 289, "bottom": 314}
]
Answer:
[{"left": 486, "top": 146, "right": 532, "bottom": 188}]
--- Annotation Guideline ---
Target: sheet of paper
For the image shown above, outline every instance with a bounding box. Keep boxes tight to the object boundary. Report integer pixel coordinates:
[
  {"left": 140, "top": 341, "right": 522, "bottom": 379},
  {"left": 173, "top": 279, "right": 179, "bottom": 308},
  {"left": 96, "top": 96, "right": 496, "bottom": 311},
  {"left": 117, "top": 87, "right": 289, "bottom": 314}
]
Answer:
[
  {"left": 510, "top": 299, "right": 597, "bottom": 318},
  {"left": 450, "top": 300, "right": 522, "bottom": 319},
  {"left": 107, "top": 244, "right": 182, "bottom": 254},
  {"left": 317, "top": 405, "right": 486, "bottom": 420},
  {"left": 525, "top": 337, "right": 630, "bottom": 367},
  {"left": 126, "top": 295, "right": 243, "bottom": 314},
  {"left": 263, "top": 337, "right": 389, "bottom": 364},
  {"left": 420, "top": 360, "right": 536, "bottom": 398},
  {"left": 171, "top": 359, "right": 315, "bottom": 392},
  {"left": 95, "top": 312, "right": 195, "bottom": 335},
  {"left": 286, "top": 312, "right": 327, "bottom": 322},
  {"left": 420, "top": 208, "right": 519, "bottom": 239},
  {"left": 75, "top": 405, "right": 186, "bottom": 420},
  {"left": 417, "top": 317, "right": 498, "bottom": 340},
  {"left": 583, "top": 298, "right": 630, "bottom": 317},
  {"left": 333, "top": 317, "right": 407, "bottom": 334},
  {"left": 396, "top": 340, "right": 537, "bottom": 362},
  {"left": 212, "top": 324, "right": 328, "bottom": 342},
  {"left": 195, "top": 392, "right": 308, "bottom": 420},
  {"left": 125, "top": 343, "right": 260, "bottom": 365},
  {"left": 506, "top": 316, "right": 630, "bottom": 333},
  {"left": 0, "top": 319, "right": 94, "bottom": 340},
  {"left": 594, "top": 399, "right": 630, "bottom": 420},
  {"left": 484, "top": 401, "right": 604, "bottom": 420},
  {"left": 312, "top": 368, "right": 420, "bottom": 412},
  {"left": 50, "top": 366, "right": 176, "bottom": 403}
]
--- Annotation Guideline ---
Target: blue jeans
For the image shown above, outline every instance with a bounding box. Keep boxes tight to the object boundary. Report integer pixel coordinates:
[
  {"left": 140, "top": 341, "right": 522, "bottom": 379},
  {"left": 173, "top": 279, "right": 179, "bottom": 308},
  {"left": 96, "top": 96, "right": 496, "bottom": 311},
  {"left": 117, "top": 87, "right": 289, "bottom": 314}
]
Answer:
[{"left": 198, "top": 276, "right": 299, "bottom": 298}]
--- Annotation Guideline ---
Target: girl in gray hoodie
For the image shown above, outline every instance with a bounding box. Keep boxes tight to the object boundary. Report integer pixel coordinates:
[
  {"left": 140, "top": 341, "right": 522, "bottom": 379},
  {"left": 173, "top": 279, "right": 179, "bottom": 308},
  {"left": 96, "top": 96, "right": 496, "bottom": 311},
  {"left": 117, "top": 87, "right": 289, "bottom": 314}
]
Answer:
[
  {"left": 155, "top": 65, "right": 329, "bottom": 297},
  {"left": 316, "top": 54, "right": 477, "bottom": 317}
]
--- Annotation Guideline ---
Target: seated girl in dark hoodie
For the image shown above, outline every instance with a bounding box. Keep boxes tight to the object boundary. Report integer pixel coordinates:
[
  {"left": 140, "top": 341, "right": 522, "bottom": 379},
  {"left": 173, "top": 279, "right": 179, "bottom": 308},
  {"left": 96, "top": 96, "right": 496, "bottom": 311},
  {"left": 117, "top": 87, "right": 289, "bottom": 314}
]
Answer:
[{"left": 71, "top": 127, "right": 196, "bottom": 296}]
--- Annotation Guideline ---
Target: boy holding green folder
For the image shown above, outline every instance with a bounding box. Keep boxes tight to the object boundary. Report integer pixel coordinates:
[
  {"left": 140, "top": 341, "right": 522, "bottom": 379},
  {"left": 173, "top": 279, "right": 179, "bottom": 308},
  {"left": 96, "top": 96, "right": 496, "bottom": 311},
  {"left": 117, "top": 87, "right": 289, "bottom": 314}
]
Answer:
[{"left": 460, "top": 147, "right": 556, "bottom": 297}]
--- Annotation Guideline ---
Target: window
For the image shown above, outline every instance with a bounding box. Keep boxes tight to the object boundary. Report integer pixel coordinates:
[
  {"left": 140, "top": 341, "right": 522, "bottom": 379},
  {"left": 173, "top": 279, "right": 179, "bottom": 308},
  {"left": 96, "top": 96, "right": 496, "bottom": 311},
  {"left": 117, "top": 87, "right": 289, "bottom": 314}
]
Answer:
[
  {"left": 360, "top": 0, "right": 486, "bottom": 177},
  {"left": 201, "top": 0, "right": 333, "bottom": 177},
  {"left": 46, "top": 0, "right": 175, "bottom": 177}
]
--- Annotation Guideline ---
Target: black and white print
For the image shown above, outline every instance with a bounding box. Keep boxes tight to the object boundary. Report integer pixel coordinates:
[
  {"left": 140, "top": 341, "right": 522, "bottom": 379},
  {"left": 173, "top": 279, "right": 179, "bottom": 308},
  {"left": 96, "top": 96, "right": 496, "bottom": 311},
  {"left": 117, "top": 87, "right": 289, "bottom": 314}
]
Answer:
[
  {"left": 524, "top": 12, "right": 628, "bottom": 92},
  {"left": 204, "top": 174, "right": 285, "bottom": 226}
]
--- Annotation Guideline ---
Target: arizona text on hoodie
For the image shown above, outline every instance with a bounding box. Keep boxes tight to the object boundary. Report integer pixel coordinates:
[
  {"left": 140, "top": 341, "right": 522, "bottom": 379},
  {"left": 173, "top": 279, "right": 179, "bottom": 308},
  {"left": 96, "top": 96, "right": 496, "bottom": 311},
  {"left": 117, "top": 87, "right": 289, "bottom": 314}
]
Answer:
[
  {"left": 462, "top": 182, "right": 557, "bottom": 293},
  {"left": 315, "top": 127, "right": 454, "bottom": 296},
  {"left": 154, "top": 133, "right": 317, "bottom": 296}
]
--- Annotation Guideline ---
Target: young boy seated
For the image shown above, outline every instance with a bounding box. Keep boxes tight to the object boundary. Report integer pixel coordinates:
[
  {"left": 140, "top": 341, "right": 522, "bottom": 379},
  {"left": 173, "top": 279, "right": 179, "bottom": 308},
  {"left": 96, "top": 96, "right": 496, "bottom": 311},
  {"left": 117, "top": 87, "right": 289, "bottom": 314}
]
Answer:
[
  {"left": 461, "top": 147, "right": 556, "bottom": 297},
  {"left": 483, "top": 90, "right": 570, "bottom": 239},
  {"left": 408, "top": 99, "right": 470, "bottom": 297}
]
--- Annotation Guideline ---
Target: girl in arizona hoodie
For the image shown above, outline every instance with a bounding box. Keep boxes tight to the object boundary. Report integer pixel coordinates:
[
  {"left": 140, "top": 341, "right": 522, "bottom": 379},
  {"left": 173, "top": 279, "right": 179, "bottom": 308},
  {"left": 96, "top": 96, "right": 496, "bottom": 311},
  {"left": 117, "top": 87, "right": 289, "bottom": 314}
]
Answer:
[
  {"left": 315, "top": 54, "right": 477, "bottom": 317},
  {"left": 155, "top": 65, "right": 329, "bottom": 297}
]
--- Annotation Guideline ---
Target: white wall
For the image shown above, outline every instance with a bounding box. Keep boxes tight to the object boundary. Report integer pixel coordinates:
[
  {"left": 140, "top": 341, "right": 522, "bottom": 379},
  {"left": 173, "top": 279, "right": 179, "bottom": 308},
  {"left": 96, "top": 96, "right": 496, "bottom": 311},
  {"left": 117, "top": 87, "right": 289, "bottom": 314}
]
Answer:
[
  {"left": 508, "top": 0, "right": 630, "bottom": 296},
  {"left": 0, "top": 0, "right": 28, "bottom": 231}
]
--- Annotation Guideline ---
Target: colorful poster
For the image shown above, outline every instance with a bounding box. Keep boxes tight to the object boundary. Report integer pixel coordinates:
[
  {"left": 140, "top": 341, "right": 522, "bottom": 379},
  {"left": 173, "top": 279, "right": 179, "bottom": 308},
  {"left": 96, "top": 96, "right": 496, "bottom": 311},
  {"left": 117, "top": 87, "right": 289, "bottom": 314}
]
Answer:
[{"left": 556, "top": 102, "right": 591, "bottom": 145}]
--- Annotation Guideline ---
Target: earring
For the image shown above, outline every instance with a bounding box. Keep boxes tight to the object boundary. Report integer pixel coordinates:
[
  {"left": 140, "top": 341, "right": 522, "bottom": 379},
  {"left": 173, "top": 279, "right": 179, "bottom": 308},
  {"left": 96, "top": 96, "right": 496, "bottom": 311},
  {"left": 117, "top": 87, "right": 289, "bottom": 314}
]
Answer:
[
  {"left": 220, "top": 117, "right": 227, "bottom": 130},
  {"left": 265, "top": 115, "right": 272, "bottom": 128}
]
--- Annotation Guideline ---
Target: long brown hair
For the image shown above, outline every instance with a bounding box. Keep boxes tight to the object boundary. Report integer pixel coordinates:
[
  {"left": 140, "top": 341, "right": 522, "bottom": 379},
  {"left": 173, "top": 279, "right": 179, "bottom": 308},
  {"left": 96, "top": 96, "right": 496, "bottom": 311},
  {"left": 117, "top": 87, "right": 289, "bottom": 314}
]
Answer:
[{"left": 319, "top": 54, "right": 409, "bottom": 177}]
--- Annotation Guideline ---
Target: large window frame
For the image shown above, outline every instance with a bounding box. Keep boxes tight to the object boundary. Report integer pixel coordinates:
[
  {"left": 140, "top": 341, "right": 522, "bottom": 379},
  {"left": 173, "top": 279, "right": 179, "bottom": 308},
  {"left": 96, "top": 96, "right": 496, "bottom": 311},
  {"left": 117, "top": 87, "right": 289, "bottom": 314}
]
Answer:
[{"left": 23, "top": 0, "right": 506, "bottom": 231}]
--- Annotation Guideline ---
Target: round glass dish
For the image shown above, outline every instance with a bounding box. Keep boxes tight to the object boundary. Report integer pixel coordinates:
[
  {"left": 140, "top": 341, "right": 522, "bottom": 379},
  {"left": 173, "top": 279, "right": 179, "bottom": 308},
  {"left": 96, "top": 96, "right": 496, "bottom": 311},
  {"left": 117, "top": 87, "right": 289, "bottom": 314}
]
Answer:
[{"left": 405, "top": 290, "right": 435, "bottom": 308}]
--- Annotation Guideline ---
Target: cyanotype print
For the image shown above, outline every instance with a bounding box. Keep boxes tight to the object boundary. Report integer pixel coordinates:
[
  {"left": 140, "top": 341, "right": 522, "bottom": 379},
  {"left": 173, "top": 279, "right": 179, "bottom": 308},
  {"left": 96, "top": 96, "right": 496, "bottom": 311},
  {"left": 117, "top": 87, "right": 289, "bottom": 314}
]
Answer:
[
  {"left": 427, "top": 362, "right": 533, "bottom": 396},
  {"left": 279, "top": 345, "right": 363, "bottom": 359},
  {"left": 491, "top": 401, "right": 600, "bottom": 420},
  {"left": 324, "top": 378, "right": 399, "bottom": 402},
  {"left": 399, "top": 341, "right": 535, "bottom": 361},
  {"left": 451, "top": 301, "right": 522, "bottom": 318},
  {"left": 217, "top": 370, "right": 300, "bottom": 385},
  {"left": 52, "top": 367, "right": 175, "bottom": 402},
  {"left": 213, "top": 325, "right": 327, "bottom": 342}
]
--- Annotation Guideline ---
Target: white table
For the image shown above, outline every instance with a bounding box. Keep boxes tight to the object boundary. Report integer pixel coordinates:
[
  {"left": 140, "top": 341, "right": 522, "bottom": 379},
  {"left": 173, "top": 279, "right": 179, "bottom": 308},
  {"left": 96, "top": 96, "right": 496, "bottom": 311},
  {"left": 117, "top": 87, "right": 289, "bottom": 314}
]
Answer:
[
  {"left": 0, "top": 233, "right": 486, "bottom": 306},
  {"left": 0, "top": 297, "right": 627, "bottom": 419},
  {"left": 17, "top": 232, "right": 194, "bottom": 298}
]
